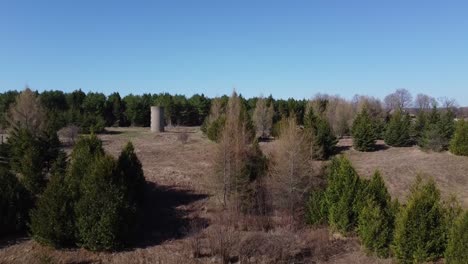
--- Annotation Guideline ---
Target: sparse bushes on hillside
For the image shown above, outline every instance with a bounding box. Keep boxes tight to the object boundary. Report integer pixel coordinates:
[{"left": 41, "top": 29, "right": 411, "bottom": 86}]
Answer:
[
  {"left": 352, "top": 108, "right": 378, "bottom": 151},
  {"left": 392, "top": 177, "right": 447, "bottom": 263},
  {"left": 445, "top": 211, "right": 468, "bottom": 264},
  {"left": 384, "top": 110, "right": 412, "bottom": 147},
  {"left": 450, "top": 119, "right": 468, "bottom": 156}
]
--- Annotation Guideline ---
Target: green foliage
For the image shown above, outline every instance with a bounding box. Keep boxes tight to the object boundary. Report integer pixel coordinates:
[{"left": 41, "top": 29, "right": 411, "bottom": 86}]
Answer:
[
  {"left": 75, "top": 155, "right": 131, "bottom": 251},
  {"left": 79, "top": 114, "right": 105, "bottom": 134},
  {"left": 30, "top": 137, "right": 144, "bottom": 251},
  {"left": 420, "top": 124, "right": 447, "bottom": 152},
  {"left": 117, "top": 142, "right": 146, "bottom": 205},
  {"left": 357, "top": 172, "right": 394, "bottom": 257},
  {"left": 358, "top": 198, "right": 394, "bottom": 257},
  {"left": 304, "top": 108, "right": 337, "bottom": 160},
  {"left": 124, "top": 94, "right": 152, "bottom": 126},
  {"left": 105, "top": 92, "right": 126, "bottom": 127},
  {"left": 0, "top": 167, "right": 31, "bottom": 236},
  {"left": 8, "top": 128, "right": 56, "bottom": 196},
  {"left": 0, "top": 90, "right": 19, "bottom": 128},
  {"left": 205, "top": 116, "right": 226, "bottom": 142},
  {"left": 306, "top": 189, "right": 328, "bottom": 225},
  {"left": 450, "top": 120, "right": 468, "bottom": 156},
  {"left": 392, "top": 177, "right": 447, "bottom": 263},
  {"left": 324, "top": 156, "right": 361, "bottom": 232},
  {"left": 445, "top": 211, "right": 468, "bottom": 264},
  {"left": 418, "top": 108, "right": 455, "bottom": 152},
  {"left": 30, "top": 153, "right": 75, "bottom": 247},
  {"left": 352, "top": 108, "right": 378, "bottom": 151},
  {"left": 67, "top": 135, "right": 105, "bottom": 203},
  {"left": 384, "top": 110, "right": 412, "bottom": 147}
]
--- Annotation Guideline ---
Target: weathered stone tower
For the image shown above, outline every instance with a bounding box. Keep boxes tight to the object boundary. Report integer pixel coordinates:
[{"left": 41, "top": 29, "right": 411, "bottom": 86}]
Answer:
[{"left": 150, "top": 106, "right": 165, "bottom": 132}]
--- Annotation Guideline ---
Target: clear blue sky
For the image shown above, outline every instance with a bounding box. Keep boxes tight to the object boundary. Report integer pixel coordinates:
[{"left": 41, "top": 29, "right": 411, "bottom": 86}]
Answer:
[{"left": 1, "top": 0, "right": 467, "bottom": 104}]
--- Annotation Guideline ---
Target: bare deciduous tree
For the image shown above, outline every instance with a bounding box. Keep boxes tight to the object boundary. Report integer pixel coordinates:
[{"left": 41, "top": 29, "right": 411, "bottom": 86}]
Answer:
[
  {"left": 269, "top": 116, "right": 318, "bottom": 218},
  {"left": 58, "top": 125, "right": 81, "bottom": 145},
  {"left": 309, "top": 94, "right": 355, "bottom": 137},
  {"left": 384, "top": 88, "right": 413, "bottom": 110},
  {"left": 438, "top": 96, "right": 458, "bottom": 110},
  {"left": 414, "top": 93, "right": 436, "bottom": 110},
  {"left": 352, "top": 95, "right": 384, "bottom": 118},
  {"left": 208, "top": 97, "right": 224, "bottom": 123},
  {"left": 214, "top": 91, "right": 251, "bottom": 210},
  {"left": 253, "top": 96, "right": 274, "bottom": 138},
  {"left": 7, "top": 87, "right": 47, "bottom": 133}
]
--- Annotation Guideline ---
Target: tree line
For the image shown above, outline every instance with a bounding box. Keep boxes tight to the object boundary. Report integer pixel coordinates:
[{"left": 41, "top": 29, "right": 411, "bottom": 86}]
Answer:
[{"left": 0, "top": 88, "right": 212, "bottom": 133}]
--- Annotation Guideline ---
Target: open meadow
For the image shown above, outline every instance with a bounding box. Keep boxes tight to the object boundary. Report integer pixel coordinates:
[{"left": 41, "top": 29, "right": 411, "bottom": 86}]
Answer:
[
  {"left": 0, "top": 127, "right": 378, "bottom": 264},
  {"left": 2, "top": 126, "right": 467, "bottom": 263}
]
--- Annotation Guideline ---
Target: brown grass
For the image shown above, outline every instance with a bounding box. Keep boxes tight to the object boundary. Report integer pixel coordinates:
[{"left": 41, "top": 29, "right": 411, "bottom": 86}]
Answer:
[
  {"left": 340, "top": 138, "right": 468, "bottom": 206},
  {"left": 5, "top": 127, "right": 461, "bottom": 263}
]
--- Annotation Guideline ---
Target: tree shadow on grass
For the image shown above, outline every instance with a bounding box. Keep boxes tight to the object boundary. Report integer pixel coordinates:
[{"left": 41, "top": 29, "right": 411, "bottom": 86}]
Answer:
[
  {"left": 334, "top": 142, "right": 389, "bottom": 155},
  {"left": 131, "top": 182, "right": 210, "bottom": 249},
  {"left": 0, "top": 232, "right": 29, "bottom": 250},
  {"left": 0, "top": 182, "right": 210, "bottom": 253}
]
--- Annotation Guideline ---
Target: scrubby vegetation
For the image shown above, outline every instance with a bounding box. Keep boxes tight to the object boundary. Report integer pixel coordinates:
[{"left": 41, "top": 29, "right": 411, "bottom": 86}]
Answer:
[
  {"left": 29, "top": 136, "right": 145, "bottom": 251},
  {"left": 1, "top": 88, "right": 468, "bottom": 263}
]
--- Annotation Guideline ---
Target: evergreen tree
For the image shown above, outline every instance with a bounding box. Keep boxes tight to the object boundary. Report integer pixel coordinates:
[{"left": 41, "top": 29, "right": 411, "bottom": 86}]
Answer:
[
  {"left": 392, "top": 177, "right": 447, "bottom": 263},
  {"left": 439, "top": 110, "right": 456, "bottom": 143},
  {"left": 384, "top": 110, "right": 412, "bottom": 147},
  {"left": 445, "top": 211, "right": 468, "bottom": 264},
  {"left": 306, "top": 189, "right": 328, "bottom": 225},
  {"left": 324, "top": 156, "right": 361, "bottom": 232},
  {"left": 117, "top": 142, "right": 146, "bottom": 205},
  {"left": 450, "top": 120, "right": 468, "bottom": 156},
  {"left": 352, "top": 108, "right": 378, "bottom": 151},
  {"left": 105, "top": 92, "right": 125, "bottom": 127},
  {"left": 76, "top": 155, "right": 130, "bottom": 251},
  {"left": 30, "top": 152, "right": 75, "bottom": 247},
  {"left": 304, "top": 108, "right": 337, "bottom": 160},
  {"left": 8, "top": 129, "right": 47, "bottom": 196},
  {"left": 357, "top": 172, "right": 394, "bottom": 257},
  {"left": 66, "top": 135, "right": 105, "bottom": 203},
  {"left": 0, "top": 167, "right": 31, "bottom": 236},
  {"left": 412, "top": 110, "right": 427, "bottom": 145},
  {"left": 358, "top": 198, "right": 393, "bottom": 257}
]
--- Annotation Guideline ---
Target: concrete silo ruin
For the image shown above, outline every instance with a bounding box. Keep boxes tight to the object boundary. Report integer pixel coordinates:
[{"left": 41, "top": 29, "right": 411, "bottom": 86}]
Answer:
[{"left": 150, "top": 106, "right": 165, "bottom": 132}]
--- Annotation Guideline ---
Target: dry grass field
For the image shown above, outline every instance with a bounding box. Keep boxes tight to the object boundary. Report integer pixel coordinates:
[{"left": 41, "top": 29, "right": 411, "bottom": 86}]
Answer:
[
  {"left": 339, "top": 138, "right": 468, "bottom": 207},
  {"left": 2, "top": 127, "right": 467, "bottom": 263}
]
